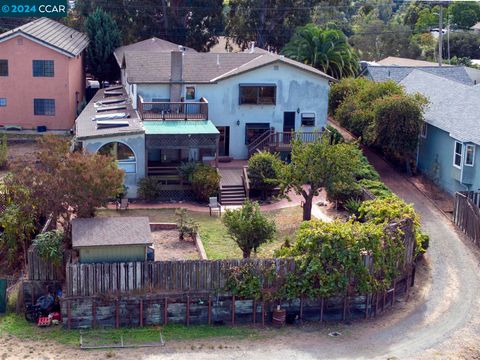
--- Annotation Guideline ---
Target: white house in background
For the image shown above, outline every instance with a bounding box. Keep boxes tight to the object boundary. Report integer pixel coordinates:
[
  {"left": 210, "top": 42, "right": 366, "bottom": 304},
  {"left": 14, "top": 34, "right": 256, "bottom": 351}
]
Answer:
[{"left": 75, "top": 39, "right": 334, "bottom": 198}]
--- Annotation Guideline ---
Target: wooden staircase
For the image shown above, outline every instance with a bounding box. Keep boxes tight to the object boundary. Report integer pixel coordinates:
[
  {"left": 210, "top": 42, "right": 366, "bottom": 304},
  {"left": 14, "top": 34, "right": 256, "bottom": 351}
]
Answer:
[
  {"left": 219, "top": 184, "right": 247, "bottom": 205},
  {"left": 247, "top": 128, "right": 324, "bottom": 157},
  {"left": 218, "top": 167, "right": 248, "bottom": 206}
]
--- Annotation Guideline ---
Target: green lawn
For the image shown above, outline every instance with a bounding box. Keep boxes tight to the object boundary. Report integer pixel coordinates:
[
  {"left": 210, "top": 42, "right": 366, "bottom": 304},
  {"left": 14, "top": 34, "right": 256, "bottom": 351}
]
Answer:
[
  {"left": 96, "top": 206, "right": 303, "bottom": 259},
  {"left": 0, "top": 314, "right": 260, "bottom": 347}
]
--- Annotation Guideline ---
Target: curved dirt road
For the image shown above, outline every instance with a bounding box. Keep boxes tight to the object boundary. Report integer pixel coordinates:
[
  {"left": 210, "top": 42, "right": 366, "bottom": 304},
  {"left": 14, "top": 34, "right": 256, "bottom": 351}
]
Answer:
[
  {"left": 3, "top": 150, "right": 480, "bottom": 360},
  {"left": 144, "top": 149, "right": 480, "bottom": 360}
]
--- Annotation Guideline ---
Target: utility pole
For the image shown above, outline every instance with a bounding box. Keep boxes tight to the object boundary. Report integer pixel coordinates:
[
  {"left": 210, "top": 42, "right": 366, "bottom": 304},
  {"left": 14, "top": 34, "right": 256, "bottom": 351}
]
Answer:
[
  {"left": 438, "top": 5, "right": 443, "bottom": 66},
  {"left": 447, "top": 16, "right": 451, "bottom": 65}
]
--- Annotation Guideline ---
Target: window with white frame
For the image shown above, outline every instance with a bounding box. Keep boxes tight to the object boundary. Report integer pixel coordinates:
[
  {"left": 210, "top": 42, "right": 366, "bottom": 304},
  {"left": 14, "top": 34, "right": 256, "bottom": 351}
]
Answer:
[
  {"left": 420, "top": 122, "right": 427, "bottom": 138},
  {"left": 98, "top": 142, "right": 136, "bottom": 173},
  {"left": 301, "top": 113, "right": 315, "bottom": 127},
  {"left": 465, "top": 144, "right": 475, "bottom": 166},
  {"left": 453, "top": 141, "right": 462, "bottom": 168}
]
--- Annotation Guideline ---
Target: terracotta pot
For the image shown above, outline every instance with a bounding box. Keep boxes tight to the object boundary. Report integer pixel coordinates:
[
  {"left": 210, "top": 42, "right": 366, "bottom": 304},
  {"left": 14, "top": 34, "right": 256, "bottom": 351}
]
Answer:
[{"left": 272, "top": 307, "right": 286, "bottom": 327}]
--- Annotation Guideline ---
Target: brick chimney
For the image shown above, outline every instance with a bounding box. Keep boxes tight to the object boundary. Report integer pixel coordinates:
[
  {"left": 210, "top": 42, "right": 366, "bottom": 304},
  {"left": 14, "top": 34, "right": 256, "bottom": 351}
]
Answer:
[{"left": 170, "top": 49, "right": 183, "bottom": 102}]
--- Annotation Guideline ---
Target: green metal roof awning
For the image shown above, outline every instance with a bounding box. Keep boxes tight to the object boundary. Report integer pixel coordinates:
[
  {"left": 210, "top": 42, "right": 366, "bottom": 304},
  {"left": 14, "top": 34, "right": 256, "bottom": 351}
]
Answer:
[{"left": 144, "top": 120, "right": 220, "bottom": 135}]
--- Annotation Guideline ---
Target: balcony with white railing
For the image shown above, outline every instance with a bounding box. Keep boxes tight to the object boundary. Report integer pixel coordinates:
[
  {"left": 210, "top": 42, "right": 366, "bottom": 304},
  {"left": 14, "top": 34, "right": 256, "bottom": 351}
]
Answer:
[{"left": 137, "top": 95, "right": 209, "bottom": 121}]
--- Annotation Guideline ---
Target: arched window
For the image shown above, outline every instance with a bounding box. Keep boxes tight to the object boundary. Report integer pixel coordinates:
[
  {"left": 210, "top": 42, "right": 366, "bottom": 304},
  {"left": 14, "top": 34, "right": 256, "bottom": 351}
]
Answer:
[{"left": 98, "top": 142, "right": 136, "bottom": 173}]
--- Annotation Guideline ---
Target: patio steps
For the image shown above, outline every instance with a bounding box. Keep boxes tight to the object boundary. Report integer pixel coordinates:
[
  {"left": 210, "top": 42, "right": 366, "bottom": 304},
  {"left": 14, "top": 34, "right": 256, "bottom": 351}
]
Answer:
[{"left": 220, "top": 185, "right": 246, "bottom": 206}]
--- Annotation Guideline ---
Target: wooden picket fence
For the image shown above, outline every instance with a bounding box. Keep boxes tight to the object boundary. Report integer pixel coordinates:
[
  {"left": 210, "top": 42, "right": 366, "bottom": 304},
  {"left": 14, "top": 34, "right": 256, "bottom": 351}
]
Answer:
[
  {"left": 27, "top": 246, "right": 67, "bottom": 282},
  {"left": 65, "top": 258, "right": 295, "bottom": 297},
  {"left": 454, "top": 191, "right": 480, "bottom": 245}
]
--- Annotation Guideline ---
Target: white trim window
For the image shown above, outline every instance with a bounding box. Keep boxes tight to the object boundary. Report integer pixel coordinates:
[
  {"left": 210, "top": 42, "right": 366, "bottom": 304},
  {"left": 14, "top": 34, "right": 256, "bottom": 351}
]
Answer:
[
  {"left": 420, "top": 122, "right": 427, "bottom": 138},
  {"left": 453, "top": 141, "right": 463, "bottom": 168},
  {"left": 465, "top": 144, "right": 475, "bottom": 167}
]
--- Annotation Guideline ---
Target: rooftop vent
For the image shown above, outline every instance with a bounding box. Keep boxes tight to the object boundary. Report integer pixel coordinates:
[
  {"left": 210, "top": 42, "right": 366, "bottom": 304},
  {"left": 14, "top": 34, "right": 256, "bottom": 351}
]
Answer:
[
  {"left": 96, "top": 120, "right": 129, "bottom": 129},
  {"left": 96, "top": 104, "right": 127, "bottom": 113},
  {"left": 92, "top": 112, "right": 130, "bottom": 121},
  {"left": 94, "top": 98, "right": 126, "bottom": 107},
  {"left": 104, "top": 91, "right": 123, "bottom": 97}
]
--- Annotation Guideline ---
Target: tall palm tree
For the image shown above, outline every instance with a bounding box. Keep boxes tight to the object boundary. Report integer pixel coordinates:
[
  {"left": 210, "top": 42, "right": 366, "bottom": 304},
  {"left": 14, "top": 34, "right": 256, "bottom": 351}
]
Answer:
[{"left": 282, "top": 24, "right": 359, "bottom": 79}]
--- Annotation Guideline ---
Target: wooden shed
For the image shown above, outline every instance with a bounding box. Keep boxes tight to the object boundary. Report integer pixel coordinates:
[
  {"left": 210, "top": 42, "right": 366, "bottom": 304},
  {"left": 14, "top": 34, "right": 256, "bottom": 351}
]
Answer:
[{"left": 71, "top": 217, "right": 152, "bottom": 263}]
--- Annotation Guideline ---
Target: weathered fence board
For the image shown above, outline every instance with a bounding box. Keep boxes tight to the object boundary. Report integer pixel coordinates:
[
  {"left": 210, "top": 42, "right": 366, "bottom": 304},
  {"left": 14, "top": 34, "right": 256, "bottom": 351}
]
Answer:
[
  {"left": 66, "top": 259, "right": 295, "bottom": 297},
  {"left": 27, "top": 246, "right": 66, "bottom": 282},
  {"left": 60, "top": 269, "right": 414, "bottom": 329},
  {"left": 454, "top": 191, "right": 480, "bottom": 245}
]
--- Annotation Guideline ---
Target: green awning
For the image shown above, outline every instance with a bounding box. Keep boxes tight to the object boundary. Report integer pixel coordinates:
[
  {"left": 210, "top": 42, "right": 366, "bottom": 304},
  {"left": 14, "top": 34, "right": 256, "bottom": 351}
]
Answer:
[{"left": 144, "top": 120, "right": 220, "bottom": 135}]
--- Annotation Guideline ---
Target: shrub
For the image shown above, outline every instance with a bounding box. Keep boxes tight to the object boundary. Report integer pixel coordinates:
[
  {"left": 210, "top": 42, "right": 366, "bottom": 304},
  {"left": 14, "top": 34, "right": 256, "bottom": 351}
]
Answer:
[
  {"left": 328, "top": 77, "right": 368, "bottom": 115},
  {"left": 137, "top": 177, "right": 162, "bottom": 200},
  {"left": 224, "top": 263, "right": 263, "bottom": 300},
  {"left": 32, "top": 230, "right": 64, "bottom": 266},
  {"left": 326, "top": 181, "right": 362, "bottom": 204},
  {"left": 247, "top": 151, "right": 283, "bottom": 199},
  {"left": 358, "top": 196, "right": 428, "bottom": 254},
  {"left": 175, "top": 208, "right": 199, "bottom": 241},
  {"left": 191, "top": 164, "right": 220, "bottom": 202},
  {"left": 0, "top": 134, "right": 7, "bottom": 169},
  {"left": 331, "top": 78, "right": 427, "bottom": 165},
  {"left": 358, "top": 179, "right": 392, "bottom": 198},
  {"left": 281, "top": 220, "right": 404, "bottom": 298},
  {"left": 326, "top": 125, "right": 344, "bottom": 144},
  {"left": 178, "top": 161, "right": 198, "bottom": 183},
  {"left": 223, "top": 200, "right": 276, "bottom": 258},
  {"left": 344, "top": 198, "right": 362, "bottom": 215}
]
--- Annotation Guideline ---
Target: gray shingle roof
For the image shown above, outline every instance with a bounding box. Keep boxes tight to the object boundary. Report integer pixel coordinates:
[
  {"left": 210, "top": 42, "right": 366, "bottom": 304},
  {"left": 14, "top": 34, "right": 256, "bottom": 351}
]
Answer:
[
  {"left": 124, "top": 51, "right": 336, "bottom": 84},
  {"left": 377, "top": 56, "right": 450, "bottom": 67},
  {"left": 114, "top": 37, "right": 196, "bottom": 66},
  {"left": 366, "top": 65, "right": 474, "bottom": 85},
  {"left": 0, "top": 17, "right": 88, "bottom": 57},
  {"left": 75, "top": 88, "right": 144, "bottom": 140},
  {"left": 72, "top": 217, "right": 152, "bottom": 248},
  {"left": 400, "top": 70, "right": 480, "bottom": 145}
]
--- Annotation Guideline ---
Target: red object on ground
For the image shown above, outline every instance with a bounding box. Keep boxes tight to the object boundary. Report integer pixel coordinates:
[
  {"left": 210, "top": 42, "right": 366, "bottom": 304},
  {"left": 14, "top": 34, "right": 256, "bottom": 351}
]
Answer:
[
  {"left": 50, "top": 312, "right": 61, "bottom": 321},
  {"left": 37, "top": 317, "right": 51, "bottom": 327}
]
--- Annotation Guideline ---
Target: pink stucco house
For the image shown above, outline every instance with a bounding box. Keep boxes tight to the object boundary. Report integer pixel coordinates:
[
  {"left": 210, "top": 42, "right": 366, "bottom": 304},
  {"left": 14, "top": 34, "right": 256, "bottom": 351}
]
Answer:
[{"left": 0, "top": 18, "right": 89, "bottom": 130}]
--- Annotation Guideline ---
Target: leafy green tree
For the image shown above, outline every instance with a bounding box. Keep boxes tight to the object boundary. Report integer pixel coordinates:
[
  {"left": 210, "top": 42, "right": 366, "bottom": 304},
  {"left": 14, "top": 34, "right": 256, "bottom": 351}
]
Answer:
[
  {"left": 331, "top": 78, "right": 427, "bottom": 167},
  {"left": 0, "top": 204, "right": 35, "bottom": 268},
  {"left": 225, "top": 0, "right": 313, "bottom": 52},
  {"left": 350, "top": 19, "right": 421, "bottom": 61},
  {"left": 84, "top": 8, "right": 122, "bottom": 85},
  {"left": 367, "top": 93, "right": 427, "bottom": 162},
  {"left": 281, "top": 136, "right": 362, "bottom": 221},
  {"left": 334, "top": 78, "right": 402, "bottom": 137},
  {"left": 282, "top": 24, "right": 359, "bottom": 78},
  {"left": 4, "top": 136, "right": 124, "bottom": 239},
  {"left": 414, "top": 7, "right": 438, "bottom": 33},
  {"left": 448, "top": 1, "right": 480, "bottom": 30},
  {"left": 443, "top": 32, "right": 480, "bottom": 60},
  {"left": 32, "top": 230, "right": 64, "bottom": 266},
  {"left": 76, "top": 0, "right": 224, "bottom": 51},
  {"left": 223, "top": 200, "right": 276, "bottom": 258},
  {"left": 247, "top": 151, "right": 284, "bottom": 199}
]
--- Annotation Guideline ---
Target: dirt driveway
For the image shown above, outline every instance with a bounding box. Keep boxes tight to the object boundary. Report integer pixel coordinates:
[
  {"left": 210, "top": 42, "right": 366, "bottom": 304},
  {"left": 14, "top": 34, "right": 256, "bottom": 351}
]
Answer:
[{"left": 2, "top": 147, "right": 480, "bottom": 359}]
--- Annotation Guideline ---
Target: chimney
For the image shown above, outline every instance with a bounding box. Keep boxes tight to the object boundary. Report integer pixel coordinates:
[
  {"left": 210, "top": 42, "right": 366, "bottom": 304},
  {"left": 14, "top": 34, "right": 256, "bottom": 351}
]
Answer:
[
  {"left": 170, "top": 50, "right": 183, "bottom": 102},
  {"left": 249, "top": 41, "right": 255, "bottom": 53},
  {"left": 216, "top": 54, "right": 220, "bottom": 66}
]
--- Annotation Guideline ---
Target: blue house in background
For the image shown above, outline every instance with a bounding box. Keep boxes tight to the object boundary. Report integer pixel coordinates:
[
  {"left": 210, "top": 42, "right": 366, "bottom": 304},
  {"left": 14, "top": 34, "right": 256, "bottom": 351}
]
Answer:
[{"left": 400, "top": 70, "right": 480, "bottom": 194}]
